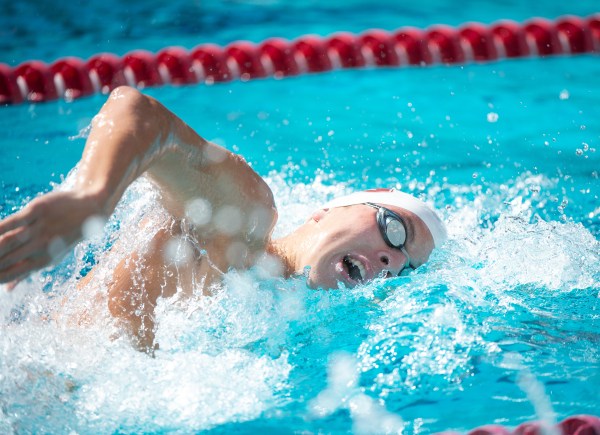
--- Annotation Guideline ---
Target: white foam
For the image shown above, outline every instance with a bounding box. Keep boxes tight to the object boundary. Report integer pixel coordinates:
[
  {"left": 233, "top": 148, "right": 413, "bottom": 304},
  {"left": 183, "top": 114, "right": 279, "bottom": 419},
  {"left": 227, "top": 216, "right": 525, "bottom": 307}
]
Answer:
[{"left": 1, "top": 171, "right": 598, "bottom": 432}]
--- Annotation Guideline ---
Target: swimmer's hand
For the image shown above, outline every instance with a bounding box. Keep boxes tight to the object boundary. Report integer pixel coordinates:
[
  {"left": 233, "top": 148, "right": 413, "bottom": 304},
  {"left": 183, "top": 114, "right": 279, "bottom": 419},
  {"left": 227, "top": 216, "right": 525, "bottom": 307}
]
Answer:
[{"left": 0, "top": 190, "right": 102, "bottom": 286}]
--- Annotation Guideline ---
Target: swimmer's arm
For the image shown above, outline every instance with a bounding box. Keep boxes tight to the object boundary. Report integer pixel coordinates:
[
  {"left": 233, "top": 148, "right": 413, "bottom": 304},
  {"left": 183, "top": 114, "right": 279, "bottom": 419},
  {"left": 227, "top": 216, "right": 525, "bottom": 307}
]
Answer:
[
  {"left": 0, "top": 86, "right": 274, "bottom": 284},
  {"left": 75, "top": 86, "right": 274, "bottom": 217}
]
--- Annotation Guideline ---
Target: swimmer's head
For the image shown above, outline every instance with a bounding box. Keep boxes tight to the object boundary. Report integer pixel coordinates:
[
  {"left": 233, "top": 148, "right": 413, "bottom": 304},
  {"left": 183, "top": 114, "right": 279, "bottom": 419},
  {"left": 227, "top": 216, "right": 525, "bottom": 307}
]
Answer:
[
  {"left": 286, "top": 188, "right": 447, "bottom": 289},
  {"left": 321, "top": 188, "right": 447, "bottom": 248}
]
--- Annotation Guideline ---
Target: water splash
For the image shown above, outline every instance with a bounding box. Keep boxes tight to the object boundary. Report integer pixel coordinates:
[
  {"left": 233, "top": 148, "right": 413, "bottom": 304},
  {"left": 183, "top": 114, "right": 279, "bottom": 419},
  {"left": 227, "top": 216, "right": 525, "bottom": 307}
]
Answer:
[{"left": 1, "top": 170, "right": 598, "bottom": 433}]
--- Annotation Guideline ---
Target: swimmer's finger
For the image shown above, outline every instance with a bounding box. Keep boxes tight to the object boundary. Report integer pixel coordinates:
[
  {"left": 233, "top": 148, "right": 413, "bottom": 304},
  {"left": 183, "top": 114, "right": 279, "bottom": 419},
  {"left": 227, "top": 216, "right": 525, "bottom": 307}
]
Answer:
[
  {"left": 0, "top": 256, "right": 46, "bottom": 286},
  {"left": 6, "top": 279, "right": 20, "bottom": 291},
  {"left": 0, "top": 226, "right": 34, "bottom": 259},
  {"left": 0, "top": 207, "right": 35, "bottom": 236},
  {"left": 0, "top": 239, "right": 48, "bottom": 274}
]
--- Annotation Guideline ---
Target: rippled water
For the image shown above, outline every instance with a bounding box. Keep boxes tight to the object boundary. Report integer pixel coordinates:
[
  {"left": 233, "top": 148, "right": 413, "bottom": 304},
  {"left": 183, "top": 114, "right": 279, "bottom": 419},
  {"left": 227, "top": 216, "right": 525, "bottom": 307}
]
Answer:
[
  {"left": 1, "top": 168, "right": 598, "bottom": 433},
  {"left": 1, "top": 0, "right": 600, "bottom": 433}
]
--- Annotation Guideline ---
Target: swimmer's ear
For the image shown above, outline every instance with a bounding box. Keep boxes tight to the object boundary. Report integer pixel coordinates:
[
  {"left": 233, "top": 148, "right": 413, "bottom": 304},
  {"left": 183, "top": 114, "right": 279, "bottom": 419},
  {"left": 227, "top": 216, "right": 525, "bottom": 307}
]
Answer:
[{"left": 309, "top": 208, "right": 328, "bottom": 223}]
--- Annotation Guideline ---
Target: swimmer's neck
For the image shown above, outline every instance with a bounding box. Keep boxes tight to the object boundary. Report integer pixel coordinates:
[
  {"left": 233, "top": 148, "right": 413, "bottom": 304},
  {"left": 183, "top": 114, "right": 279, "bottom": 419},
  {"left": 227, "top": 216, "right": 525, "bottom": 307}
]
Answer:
[{"left": 266, "top": 218, "right": 322, "bottom": 279}]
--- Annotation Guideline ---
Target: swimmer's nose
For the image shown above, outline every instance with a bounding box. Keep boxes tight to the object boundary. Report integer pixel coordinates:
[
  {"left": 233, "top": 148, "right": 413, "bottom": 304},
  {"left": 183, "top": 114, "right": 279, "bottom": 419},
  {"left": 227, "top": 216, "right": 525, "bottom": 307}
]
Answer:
[{"left": 377, "top": 249, "right": 407, "bottom": 277}]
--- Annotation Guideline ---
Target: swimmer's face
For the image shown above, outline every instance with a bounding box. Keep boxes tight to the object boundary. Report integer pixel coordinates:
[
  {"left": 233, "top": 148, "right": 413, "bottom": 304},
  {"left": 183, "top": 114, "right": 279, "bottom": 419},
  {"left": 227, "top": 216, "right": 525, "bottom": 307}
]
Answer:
[{"left": 304, "top": 203, "right": 435, "bottom": 289}]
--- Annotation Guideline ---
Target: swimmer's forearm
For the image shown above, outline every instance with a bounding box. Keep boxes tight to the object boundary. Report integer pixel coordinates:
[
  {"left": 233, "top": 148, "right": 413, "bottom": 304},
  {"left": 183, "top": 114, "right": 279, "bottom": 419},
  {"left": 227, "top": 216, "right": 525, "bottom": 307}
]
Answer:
[{"left": 73, "top": 86, "right": 208, "bottom": 215}]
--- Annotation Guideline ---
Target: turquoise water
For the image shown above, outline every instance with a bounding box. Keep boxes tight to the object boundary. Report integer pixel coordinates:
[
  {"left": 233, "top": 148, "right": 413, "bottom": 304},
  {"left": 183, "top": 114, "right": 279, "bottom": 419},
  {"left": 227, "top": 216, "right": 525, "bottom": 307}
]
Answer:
[{"left": 1, "top": 1, "right": 599, "bottom": 433}]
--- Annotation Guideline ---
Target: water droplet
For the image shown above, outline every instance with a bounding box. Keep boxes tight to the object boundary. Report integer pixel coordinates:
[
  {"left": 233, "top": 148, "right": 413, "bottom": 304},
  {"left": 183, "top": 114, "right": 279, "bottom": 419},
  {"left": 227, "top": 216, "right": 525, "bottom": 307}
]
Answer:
[
  {"left": 559, "top": 89, "right": 569, "bottom": 100},
  {"left": 185, "top": 198, "right": 212, "bottom": 227},
  {"left": 256, "top": 253, "right": 284, "bottom": 278},
  {"left": 82, "top": 215, "right": 108, "bottom": 241},
  {"left": 214, "top": 205, "right": 243, "bottom": 235},
  {"left": 163, "top": 237, "right": 193, "bottom": 266},
  {"left": 487, "top": 112, "right": 499, "bottom": 123}
]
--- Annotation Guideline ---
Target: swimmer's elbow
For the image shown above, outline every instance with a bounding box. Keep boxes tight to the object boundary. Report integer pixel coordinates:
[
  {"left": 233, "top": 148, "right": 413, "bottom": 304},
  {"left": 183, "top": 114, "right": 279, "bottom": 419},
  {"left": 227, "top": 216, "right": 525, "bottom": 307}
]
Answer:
[
  {"left": 100, "top": 86, "right": 171, "bottom": 146},
  {"left": 104, "top": 86, "right": 156, "bottom": 119},
  {"left": 108, "top": 85, "right": 145, "bottom": 103}
]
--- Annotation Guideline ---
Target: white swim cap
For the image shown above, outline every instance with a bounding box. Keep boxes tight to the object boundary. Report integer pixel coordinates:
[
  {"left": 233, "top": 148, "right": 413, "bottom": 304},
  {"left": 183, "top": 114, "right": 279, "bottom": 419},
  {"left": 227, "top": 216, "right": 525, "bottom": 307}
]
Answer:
[{"left": 322, "top": 188, "right": 448, "bottom": 247}]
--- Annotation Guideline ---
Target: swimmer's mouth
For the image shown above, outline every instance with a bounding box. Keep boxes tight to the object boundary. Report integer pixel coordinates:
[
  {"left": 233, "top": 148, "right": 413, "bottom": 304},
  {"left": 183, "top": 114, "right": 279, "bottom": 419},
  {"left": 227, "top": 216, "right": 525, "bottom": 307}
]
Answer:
[{"left": 343, "top": 255, "right": 365, "bottom": 282}]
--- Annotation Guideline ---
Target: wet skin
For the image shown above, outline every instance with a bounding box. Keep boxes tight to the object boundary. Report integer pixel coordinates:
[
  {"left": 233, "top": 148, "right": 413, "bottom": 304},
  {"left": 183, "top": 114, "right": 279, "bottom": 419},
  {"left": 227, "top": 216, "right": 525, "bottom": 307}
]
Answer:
[
  {"left": 0, "top": 86, "right": 436, "bottom": 352},
  {"left": 273, "top": 203, "right": 435, "bottom": 290}
]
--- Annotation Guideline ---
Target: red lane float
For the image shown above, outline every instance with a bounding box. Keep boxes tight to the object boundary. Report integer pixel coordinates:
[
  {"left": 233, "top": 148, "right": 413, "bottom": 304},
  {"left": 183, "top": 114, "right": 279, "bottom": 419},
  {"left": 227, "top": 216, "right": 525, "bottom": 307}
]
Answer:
[
  {"left": 437, "top": 414, "right": 600, "bottom": 435},
  {"left": 1, "top": 14, "right": 599, "bottom": 105}
]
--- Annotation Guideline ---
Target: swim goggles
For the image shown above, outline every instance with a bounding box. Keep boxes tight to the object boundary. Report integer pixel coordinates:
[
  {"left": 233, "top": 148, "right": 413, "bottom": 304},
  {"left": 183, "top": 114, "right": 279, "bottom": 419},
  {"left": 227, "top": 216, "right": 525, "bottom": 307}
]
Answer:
[{"left": 364, "top": 202, "right": 412, "bottom": 274}]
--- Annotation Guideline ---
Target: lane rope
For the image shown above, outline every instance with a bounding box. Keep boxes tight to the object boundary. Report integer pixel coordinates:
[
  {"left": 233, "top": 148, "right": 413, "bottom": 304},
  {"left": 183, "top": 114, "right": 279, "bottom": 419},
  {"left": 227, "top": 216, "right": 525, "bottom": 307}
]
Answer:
[
  {"left": 1, "top": 14, "right": 599, "bottom": 105},
  {"left": 436, "top": 414, "right": 600, "bottom": 435}
]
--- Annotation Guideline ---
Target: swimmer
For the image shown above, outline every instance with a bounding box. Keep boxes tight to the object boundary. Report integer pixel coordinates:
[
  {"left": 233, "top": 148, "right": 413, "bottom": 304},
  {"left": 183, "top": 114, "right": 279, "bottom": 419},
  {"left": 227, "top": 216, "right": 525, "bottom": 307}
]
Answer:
[{"left": 0, "top": 86, "right": 446, "bottom": 350}]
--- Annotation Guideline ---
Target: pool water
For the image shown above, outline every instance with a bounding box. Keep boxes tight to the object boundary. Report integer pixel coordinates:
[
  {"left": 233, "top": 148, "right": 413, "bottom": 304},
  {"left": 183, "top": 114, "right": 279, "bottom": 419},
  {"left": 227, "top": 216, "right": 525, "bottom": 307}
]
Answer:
[{"left": 1, "top": 1, "right": 599, "bottom": 433}]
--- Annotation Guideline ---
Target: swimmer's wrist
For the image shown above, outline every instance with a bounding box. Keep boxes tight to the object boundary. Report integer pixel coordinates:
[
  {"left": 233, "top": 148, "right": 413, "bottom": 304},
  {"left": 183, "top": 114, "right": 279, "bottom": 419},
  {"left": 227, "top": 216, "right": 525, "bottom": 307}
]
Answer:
[
  {"left": 73, "top": 167, "right": 128, "bottom": 217},
  {"left": 75, "top": 184, "right": 114, "bottom": 218}
]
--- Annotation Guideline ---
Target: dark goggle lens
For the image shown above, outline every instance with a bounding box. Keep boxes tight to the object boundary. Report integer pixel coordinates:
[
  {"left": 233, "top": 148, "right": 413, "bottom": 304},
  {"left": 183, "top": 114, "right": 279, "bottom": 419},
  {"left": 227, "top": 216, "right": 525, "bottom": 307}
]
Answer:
[{"left": 385, "top": 216, "right": 406, "bottom": 247}]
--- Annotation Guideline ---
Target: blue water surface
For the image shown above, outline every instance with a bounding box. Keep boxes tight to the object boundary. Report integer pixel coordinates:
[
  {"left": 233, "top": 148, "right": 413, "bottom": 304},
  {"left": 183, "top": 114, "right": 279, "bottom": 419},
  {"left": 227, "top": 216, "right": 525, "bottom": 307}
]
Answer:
[{"left": 1, "top": 1, "right": 599, "bottom": 434}]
